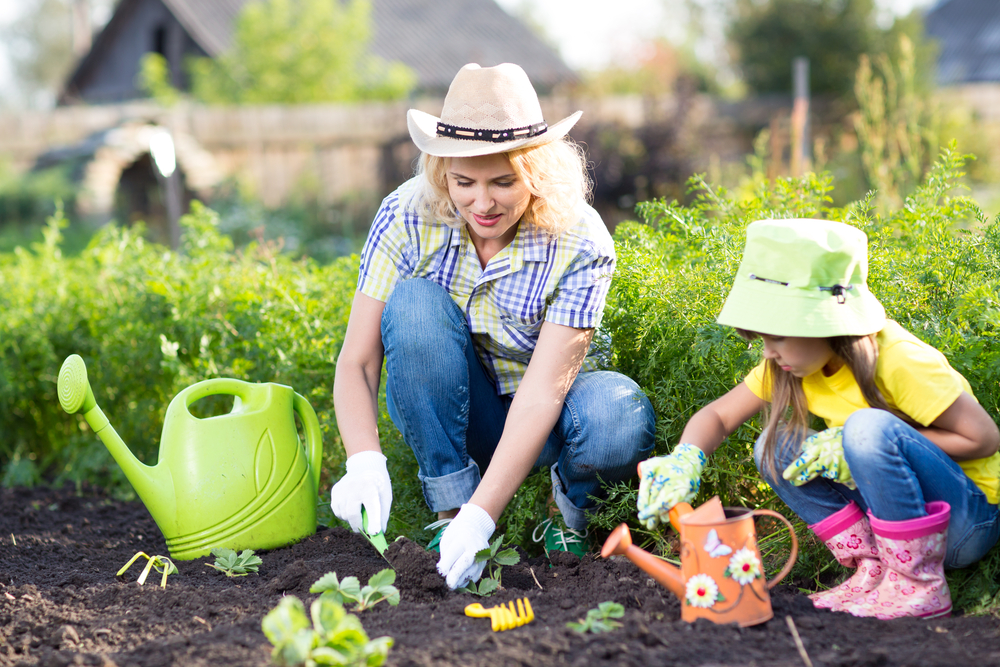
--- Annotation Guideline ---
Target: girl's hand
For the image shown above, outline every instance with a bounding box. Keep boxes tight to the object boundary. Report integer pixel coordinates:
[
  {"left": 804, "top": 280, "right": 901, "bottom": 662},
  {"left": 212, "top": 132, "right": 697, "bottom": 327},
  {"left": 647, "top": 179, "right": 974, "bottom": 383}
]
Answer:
[
  {"left": 636, "top": 443, "right": 707, "bottom": 529},
  {"left": 781, "top": 427, "right": 856, "bottom": 489}
]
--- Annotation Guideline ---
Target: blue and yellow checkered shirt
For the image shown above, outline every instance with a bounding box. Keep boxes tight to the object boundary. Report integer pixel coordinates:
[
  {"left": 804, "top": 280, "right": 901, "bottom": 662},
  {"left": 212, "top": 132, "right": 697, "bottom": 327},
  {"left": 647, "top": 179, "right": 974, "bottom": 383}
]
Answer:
[{"left": 358, "top": 178, "right": 616, "bottom": 395}]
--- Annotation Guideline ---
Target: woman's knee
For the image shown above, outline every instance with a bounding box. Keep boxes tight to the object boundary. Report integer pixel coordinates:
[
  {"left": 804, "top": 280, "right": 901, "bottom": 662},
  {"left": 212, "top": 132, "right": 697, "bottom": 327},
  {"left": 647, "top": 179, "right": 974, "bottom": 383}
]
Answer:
[
  {"left": 564, "top": 372, "right": 655, "bottom": 472},
  {"left": 382, "top": 279, "right": 463, "bottom": 351}
]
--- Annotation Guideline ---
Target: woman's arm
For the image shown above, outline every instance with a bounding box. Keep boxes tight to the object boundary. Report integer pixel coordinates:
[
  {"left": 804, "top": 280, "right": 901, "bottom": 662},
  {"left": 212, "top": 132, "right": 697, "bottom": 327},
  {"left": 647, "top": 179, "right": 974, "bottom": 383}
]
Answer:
[
  {"left": 469, "top": 321, "right": 593, "bottom": 522},
  {"left": 920, "top": 391, "right": 1000, "bottom": 461},
  {"left": 333, "top": 290, "right": 388, "bottom": 456},
  {"left": 678, "top": 382, "right": 767, "bottom": 457}
]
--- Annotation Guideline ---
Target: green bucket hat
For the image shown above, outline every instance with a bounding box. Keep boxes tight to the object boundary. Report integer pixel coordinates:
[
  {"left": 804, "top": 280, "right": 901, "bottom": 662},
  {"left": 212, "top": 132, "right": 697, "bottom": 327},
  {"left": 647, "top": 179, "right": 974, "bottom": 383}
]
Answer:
[{"left": 716, "top": 219, "right": 886, "bottom": 337}]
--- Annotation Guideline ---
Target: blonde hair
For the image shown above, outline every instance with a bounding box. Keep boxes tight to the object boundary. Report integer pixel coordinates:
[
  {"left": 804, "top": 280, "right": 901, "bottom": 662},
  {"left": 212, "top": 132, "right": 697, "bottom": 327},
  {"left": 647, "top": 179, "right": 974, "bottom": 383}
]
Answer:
[
  {"left": 407, "top": 138, "right": 592, "bottom": 236},
  {"left": 738, "top": 330, "right": 914, "bottom": 480}
]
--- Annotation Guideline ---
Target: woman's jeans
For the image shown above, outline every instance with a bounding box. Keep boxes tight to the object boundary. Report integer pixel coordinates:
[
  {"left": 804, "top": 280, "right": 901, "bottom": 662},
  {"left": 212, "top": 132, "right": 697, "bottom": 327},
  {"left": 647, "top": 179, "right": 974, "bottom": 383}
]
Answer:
[
  {"left": 756, "top": 409, "right": 1000, "bottom": 569},
  {"left": 382, "top": 279, "right": 656, "bottom": 531}
]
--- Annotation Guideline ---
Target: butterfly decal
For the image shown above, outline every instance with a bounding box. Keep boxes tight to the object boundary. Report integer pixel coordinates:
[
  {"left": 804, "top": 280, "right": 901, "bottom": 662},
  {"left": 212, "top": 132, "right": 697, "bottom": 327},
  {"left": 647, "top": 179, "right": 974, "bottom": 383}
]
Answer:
[{"left": 704, "top": 529, "right": 732, "bottom": 558}]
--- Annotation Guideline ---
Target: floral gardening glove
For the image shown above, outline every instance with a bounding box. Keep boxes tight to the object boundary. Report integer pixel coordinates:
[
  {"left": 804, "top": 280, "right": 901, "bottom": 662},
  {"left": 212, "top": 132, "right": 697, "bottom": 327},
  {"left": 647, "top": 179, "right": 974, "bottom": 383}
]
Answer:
[
  {"left": 781, "top": 426, "right": 856, "bottom": 490},
  {"left": 636, "top": 443, "right": 707, "bottom": 530}
]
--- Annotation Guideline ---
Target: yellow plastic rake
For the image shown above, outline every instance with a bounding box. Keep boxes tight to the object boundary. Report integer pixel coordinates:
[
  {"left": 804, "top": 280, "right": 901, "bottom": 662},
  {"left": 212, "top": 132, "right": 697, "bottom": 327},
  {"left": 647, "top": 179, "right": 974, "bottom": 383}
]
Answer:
[{"left": 465, "top": 598, "right": 535, "bottom": 632}]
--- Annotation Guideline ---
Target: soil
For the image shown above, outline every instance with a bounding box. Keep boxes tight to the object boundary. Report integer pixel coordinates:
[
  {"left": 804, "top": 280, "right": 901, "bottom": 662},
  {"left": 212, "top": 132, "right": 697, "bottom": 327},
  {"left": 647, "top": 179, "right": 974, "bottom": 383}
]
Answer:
[{"left": 3, "top": 485, "right": 1000, "bottom": 667}]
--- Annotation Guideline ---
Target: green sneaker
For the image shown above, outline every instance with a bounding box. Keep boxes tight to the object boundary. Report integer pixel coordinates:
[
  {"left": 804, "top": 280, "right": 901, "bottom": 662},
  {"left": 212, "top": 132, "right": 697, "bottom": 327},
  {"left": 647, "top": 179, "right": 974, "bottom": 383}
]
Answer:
[
  {"left": 423, "top": 518, "right": 452, "bottom": 552},
  {"left": 532, "top": 517, "right": 591, "bottom": 558}
]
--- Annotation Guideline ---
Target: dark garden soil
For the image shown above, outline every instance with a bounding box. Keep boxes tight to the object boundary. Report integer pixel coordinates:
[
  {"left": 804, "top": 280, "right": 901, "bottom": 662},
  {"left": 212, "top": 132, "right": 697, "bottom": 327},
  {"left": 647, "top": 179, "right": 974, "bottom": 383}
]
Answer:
[{"left": 3, "top": 485, "right": 1000, "bottom": 667}]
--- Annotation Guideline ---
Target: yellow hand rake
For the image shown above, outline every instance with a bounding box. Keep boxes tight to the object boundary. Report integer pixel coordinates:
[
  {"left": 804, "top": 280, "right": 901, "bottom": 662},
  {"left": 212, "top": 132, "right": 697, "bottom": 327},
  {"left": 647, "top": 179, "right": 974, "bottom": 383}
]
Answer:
[{"left": 464, "top": 598, "right": 535, "bottom": 632}]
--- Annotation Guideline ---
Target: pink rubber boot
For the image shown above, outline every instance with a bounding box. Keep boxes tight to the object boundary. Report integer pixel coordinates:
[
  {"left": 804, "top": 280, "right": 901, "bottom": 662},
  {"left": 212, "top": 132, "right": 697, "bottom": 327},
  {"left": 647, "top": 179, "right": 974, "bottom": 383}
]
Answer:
[
  {"left": 846, "top": 501, "right": 952, "bottom": 619},
  {"left": 808, "top": 501, "right": 883, "bottom": 612}
]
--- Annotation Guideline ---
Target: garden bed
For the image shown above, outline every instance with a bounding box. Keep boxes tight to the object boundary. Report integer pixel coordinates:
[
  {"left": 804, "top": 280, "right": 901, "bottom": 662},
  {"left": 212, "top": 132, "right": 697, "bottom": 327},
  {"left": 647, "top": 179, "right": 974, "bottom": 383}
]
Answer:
[{"left": 3, "top": 484, "right": 1000, "bottom": 667}]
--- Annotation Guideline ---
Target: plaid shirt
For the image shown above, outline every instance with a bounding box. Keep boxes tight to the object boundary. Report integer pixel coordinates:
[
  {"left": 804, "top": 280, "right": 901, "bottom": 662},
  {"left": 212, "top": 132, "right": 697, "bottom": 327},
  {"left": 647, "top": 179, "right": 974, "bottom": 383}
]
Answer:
[{"left": 358, "top": 178, "right": 616, "bottom": 395}]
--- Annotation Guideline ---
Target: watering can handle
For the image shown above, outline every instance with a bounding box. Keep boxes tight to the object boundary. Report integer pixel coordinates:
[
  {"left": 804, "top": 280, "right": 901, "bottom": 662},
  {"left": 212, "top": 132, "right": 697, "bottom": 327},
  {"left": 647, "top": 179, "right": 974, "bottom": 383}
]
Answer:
[
  {"left": 181, "top": 378, "right": 256, "bottom": 407},
  {"left": 751, "top": 508, "right": 799, "bottom": 590},
  {"left": 293, "top": 392, "right": 323, "bottom": 494}
]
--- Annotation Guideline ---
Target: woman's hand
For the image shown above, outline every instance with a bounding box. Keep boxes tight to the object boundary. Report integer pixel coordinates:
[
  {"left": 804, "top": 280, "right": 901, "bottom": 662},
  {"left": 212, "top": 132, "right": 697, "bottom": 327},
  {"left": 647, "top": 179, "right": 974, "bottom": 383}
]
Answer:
[
  {"left": 330, "top": 451, "right": 393, "bottom": 533},
  {"left": 437, "top": 503, "right": 496, "bottom": 589}
]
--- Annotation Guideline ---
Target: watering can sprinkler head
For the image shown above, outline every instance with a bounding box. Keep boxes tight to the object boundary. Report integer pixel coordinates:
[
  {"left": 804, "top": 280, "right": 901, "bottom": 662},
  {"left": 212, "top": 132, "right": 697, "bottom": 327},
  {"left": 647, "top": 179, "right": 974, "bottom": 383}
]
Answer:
[{"left": 58, "top": 354, "right": 98, "bottom": 415}]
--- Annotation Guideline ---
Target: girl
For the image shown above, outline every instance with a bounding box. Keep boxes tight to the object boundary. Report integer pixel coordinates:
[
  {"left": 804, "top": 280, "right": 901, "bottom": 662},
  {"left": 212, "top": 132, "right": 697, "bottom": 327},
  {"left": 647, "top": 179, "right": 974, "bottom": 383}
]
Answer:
[
  {"left": 636, "top": 218, "right": 1000, "bottom": 619},
  {"left": 330, "top": 63, "right": 655, "bottom": 590}
]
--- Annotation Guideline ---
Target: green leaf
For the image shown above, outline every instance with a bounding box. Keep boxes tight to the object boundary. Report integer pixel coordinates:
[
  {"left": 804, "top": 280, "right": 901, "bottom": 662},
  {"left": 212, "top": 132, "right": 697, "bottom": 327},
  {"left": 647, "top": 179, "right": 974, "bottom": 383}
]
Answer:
[
  {"left": 597, "top": 601, "right": 625, "bottom": 618},
  {"left": 262, "top": 596, "right": 312, "bottom": 646},
  {"left": 310, "top": 572, "right": 342, "bottom": 594},
  {"left": 476, "top": 577, "right": 500, "bottom": 596},
  {"left": 339, "top": 577, "right": 362, "bottom": 599},
  {"left": 311, "top": 596, "right": 348, "bottom": 636},
  {"left": 367, "top": 568, "right": 395, "bottom": 588},
  {"left": 493, "top": 548, "right": 520, "bottom": 567}
]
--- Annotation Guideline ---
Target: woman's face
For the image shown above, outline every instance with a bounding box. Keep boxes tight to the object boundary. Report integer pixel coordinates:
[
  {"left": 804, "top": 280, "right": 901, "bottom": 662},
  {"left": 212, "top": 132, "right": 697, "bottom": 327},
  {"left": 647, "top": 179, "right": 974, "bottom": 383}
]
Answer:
[
  {"left": 446, "top": 154, "right": 532, "bottom": 255},
  {"left": 759, "top": 335, "right": 839, "bottom": 378}
]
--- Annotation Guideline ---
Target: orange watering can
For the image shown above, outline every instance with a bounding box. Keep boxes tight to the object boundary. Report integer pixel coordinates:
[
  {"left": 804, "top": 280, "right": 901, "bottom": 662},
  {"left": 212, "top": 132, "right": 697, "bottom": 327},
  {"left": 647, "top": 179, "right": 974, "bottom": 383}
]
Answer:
[{"left": 601, "top": 496, "right": 798, "bottom": 627}]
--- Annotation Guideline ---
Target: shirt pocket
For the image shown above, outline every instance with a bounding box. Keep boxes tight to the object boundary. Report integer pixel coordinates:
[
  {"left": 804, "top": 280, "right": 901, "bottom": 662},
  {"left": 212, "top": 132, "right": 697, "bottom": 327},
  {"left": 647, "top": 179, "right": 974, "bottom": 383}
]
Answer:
[{"left": 497, "top": 306, "right": 545, "bottom": 354}]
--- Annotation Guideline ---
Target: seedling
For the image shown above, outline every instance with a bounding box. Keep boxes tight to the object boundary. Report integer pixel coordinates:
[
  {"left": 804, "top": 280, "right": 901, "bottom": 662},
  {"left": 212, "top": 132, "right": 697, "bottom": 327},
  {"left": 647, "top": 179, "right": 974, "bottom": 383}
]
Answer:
[
  {"left": 117, "top": 551, "right": 178, "bottom": 589},
  {"left": 262, "top": 595, "right": 392, "bottom": 666},
  {"left": 566, "top": 601, "right": 625, "bottom": 634},
  {"left": 206, "top": 547, "right": 262, "bottom": 577},
  {"left": 309, "top": 568, "right": 400, "bottom": 612},
  {"left": 459, "top": 533, "right": 520, "bottom": 597}
]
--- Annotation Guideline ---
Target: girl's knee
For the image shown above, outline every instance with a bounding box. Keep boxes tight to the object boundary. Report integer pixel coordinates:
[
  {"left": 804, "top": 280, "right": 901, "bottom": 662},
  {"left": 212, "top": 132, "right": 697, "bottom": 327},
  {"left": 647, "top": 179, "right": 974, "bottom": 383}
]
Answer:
[{"left": 842, "top": 408, "right": 898, "bottom": 459}]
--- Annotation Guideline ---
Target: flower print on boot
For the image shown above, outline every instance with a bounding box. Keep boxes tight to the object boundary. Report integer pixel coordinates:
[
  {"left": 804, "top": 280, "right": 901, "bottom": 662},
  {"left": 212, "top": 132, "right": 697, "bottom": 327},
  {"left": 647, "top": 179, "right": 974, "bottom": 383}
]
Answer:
[
  {"left": 844, "top": 502, "right": 952, "bottom": 620},
  {"left": 807, "top": 501, "right": 884, "bottom": 612}
]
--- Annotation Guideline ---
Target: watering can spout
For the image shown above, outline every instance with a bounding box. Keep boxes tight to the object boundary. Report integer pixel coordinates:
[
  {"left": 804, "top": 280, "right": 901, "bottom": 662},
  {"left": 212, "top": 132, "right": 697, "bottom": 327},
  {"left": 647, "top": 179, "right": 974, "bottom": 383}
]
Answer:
[
  {"left": 58, "top": 355, "right": 176, "bottom": 526},
  {"left": 600, "top": 523, "right": 686, "bottom": 599}
]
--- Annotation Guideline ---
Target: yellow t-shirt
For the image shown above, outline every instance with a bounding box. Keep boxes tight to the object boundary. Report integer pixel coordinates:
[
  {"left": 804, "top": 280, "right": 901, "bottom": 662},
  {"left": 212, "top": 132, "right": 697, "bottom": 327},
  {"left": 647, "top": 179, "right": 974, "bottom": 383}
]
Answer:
[{"left": 743, "top": 321, "right": 1000, "bottom": 503}]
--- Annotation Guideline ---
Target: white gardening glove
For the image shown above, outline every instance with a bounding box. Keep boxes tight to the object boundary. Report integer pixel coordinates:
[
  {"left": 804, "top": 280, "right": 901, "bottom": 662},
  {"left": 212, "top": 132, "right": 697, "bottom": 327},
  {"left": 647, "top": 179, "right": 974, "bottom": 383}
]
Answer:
[
  {"left": 436, "top": 503, "right": 495, "bottom": 590},
  {"left": 329, "top": 451, "right": 392, "bottom": 533}
]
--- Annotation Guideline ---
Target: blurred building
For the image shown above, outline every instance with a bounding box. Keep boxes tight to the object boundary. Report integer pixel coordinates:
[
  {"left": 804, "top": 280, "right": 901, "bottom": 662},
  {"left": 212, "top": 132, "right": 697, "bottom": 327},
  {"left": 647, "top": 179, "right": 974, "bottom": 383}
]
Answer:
[{"left": 59, "top": 0, "right": 575, "bottom": 105}]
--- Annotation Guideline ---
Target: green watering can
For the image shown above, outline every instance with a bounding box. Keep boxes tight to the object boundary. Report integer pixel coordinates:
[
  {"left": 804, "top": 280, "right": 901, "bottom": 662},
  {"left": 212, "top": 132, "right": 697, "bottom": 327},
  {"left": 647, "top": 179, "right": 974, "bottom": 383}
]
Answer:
[{"left": 57, "top": 354, "right": 323, "bottom": 560}]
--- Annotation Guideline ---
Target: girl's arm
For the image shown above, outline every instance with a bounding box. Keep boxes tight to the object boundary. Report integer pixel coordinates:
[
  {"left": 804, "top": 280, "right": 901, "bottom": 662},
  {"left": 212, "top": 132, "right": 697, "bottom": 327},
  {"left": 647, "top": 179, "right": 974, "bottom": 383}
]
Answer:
[
  {"left": 920, "top": 391, "right": 1000, "bottom": 461},
  {"left": 678, "top": 382, "right": 767, "bottom": 457},
  {"left": 469, "top": 321, "right": 593, "bottom": 522},
  {"left": 333, "top": 291, "right": 388, "bottom": 456}
]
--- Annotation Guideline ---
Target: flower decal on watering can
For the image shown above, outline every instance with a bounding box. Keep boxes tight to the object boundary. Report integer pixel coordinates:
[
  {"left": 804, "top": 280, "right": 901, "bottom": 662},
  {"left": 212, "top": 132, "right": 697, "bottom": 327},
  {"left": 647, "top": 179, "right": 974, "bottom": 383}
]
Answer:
[
  {"left": 685, "top": 573, "right": 725, "bottom": 608},
  {"left": 724, "top": 548, "right": 762, "bottom": 585}
]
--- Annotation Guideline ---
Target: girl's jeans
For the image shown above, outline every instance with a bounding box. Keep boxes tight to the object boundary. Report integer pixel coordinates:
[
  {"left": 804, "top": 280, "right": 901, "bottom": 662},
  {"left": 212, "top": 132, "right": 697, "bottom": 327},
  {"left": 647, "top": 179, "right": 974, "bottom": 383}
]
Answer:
[
  {"left": 756, "top": 408, "right": 1000, "bottom": 568},
  {"left": 382, "top": 278, "right": 656, "bottom": 531}
]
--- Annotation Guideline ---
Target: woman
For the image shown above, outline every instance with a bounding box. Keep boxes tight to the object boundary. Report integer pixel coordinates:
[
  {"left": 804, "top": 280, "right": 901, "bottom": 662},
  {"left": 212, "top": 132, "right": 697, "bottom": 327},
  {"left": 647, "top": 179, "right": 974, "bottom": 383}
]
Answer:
[{"left": 330, "top": 63, "right": 656, "bottom": 590}]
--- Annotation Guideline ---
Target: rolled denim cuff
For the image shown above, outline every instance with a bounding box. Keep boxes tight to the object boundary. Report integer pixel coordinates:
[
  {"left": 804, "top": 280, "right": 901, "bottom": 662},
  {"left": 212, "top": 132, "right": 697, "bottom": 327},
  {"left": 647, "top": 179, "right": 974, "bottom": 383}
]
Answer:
[
  {"left": 550, "top": 464, "right": 590, "bottom": 531},
  {"left": 419, "top": 461, "right": 481, "bottom": 513}
]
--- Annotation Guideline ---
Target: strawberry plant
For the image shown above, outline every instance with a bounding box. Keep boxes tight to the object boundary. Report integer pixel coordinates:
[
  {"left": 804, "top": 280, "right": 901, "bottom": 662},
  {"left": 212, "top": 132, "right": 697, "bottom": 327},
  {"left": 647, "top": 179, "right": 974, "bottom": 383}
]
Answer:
[
  {"left": 309, "top": 568, "right": 400, "bottom": 611},
  {"left": 206, "top": 547, "right": 262, "bottom": 577},
  {"left": 262, "top": 595, "right": 392, "bottom": 667},
  {"left": 567, "top": 601, "right": 625, "bottom": 634},
  {"left": 459, "top": 533, "right": 520, "bottom": 597}
]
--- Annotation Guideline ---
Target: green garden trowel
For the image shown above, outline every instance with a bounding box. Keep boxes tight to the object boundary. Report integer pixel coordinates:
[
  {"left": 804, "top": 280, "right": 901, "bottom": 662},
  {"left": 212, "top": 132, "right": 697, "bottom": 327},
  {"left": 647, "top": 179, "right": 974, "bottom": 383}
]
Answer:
[
  {"left": 57, "top": 354, "right": 323, "bottom": 560},
  {"left": 361, "top": 506, "right": 388, "bottom": 555}
]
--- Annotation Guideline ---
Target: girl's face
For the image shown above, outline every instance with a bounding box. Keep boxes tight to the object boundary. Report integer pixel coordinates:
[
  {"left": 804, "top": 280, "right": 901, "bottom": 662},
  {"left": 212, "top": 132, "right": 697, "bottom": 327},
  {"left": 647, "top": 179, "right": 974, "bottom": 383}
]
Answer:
[
  {"left": 447, "top": 154, "right": 532, "bottom": 256},
  {"left": 759, "top": 335, "right": 839, "bottom": 378}
]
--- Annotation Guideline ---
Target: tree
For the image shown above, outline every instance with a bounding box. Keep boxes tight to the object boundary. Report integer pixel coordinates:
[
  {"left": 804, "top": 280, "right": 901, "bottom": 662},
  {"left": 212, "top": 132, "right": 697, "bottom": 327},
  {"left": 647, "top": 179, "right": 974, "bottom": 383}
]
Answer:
[
  {"left": 2, "top": 0, "right": 75, "bottom": 108},
  {"left": 185, "top": 0, "right": 416, "bottom": 104},
  {"left": 728, "top": 0, "right": 881, "bottom": 98}
]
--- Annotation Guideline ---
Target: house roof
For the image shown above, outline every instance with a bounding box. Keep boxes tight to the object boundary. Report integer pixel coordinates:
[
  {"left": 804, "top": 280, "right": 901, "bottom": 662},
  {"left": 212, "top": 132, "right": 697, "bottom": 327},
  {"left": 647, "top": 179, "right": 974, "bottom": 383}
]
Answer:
[
  {"left": 926, "top": 0, "right": 1000, "bottom": 84},
  {"left": 69, "top": 0, "right": 575, "bottom": 98}
]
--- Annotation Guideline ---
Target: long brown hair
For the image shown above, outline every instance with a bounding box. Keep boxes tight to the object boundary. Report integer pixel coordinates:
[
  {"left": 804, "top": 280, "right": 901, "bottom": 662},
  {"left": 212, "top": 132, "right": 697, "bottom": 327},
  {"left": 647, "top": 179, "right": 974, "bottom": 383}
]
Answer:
[{"left": 737, "top": 330, "right": 910, "bottom": 480}]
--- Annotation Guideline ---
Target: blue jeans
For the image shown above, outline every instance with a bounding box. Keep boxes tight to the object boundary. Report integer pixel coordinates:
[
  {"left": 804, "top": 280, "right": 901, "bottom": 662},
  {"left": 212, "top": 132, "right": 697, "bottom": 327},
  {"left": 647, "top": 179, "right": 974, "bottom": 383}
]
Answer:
[
  {"left": 382, "top": 278, "right": 656, "bottom": 531},
  {"left": 755, "top": 408, "right": 1000, "bottom": 569}
]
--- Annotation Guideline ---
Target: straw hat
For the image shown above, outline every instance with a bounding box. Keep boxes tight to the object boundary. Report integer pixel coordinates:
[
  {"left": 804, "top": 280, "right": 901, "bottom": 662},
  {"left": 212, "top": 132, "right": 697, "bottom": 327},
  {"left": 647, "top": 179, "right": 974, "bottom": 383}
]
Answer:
[
  {"left": 716, "top": 219, "right": 886, "bottom": 338},
  {"left": 407, "top": 63, "right": 582, "bottom": 158}
]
